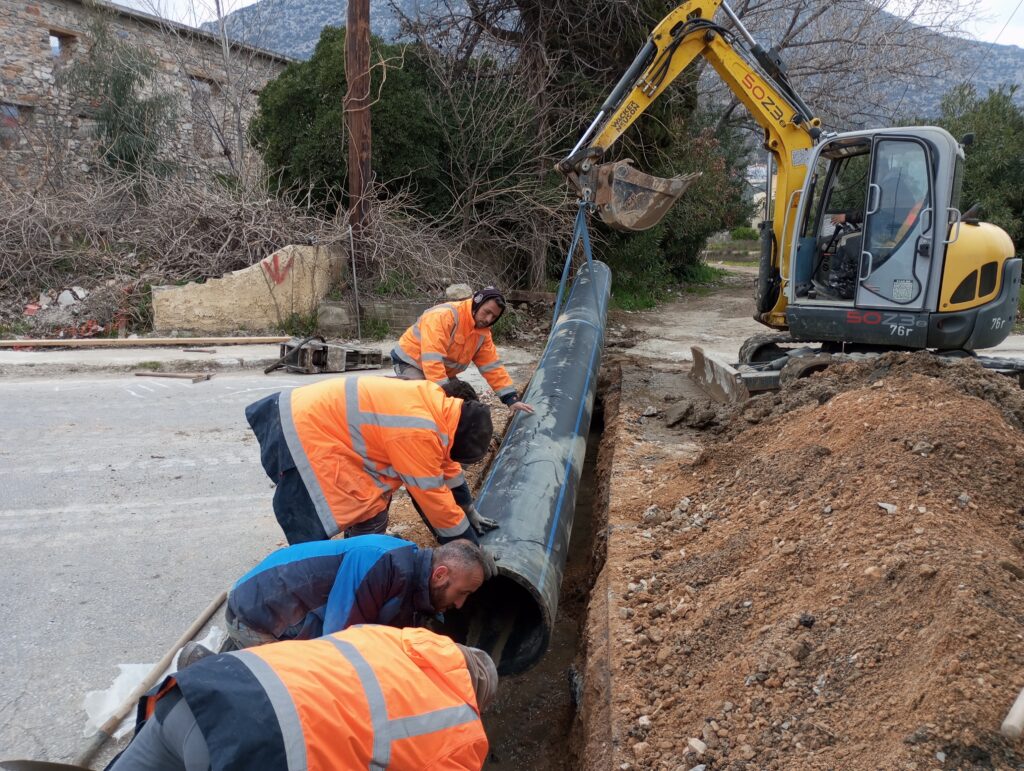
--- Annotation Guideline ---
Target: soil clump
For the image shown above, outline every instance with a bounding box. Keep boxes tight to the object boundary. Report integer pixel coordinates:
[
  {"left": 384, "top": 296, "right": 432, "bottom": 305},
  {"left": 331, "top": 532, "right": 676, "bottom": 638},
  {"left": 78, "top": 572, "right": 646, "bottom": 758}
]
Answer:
[{"left": 611, "top": 355, "right": 1024, "bottom": 769}]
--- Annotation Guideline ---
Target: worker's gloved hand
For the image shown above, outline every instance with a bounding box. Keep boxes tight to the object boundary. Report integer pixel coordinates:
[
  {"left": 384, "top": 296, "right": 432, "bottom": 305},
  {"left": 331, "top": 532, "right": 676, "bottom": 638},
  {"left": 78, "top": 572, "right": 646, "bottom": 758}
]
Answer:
[{"left": 463, "top": 504, "right": 499, "bottom": 535}]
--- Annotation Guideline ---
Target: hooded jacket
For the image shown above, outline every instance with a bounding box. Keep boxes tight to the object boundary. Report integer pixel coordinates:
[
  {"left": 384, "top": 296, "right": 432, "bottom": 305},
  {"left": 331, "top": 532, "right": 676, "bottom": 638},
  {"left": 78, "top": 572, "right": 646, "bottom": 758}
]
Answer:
[
  {"left": 395, "top": 299, "right": 519, "bottom": 404},
  {"left": 227, "top": 535, "right": 435, "bottom": 641},
  {"left": 137, "top": 626, "right": 489, "bottom": 770}
]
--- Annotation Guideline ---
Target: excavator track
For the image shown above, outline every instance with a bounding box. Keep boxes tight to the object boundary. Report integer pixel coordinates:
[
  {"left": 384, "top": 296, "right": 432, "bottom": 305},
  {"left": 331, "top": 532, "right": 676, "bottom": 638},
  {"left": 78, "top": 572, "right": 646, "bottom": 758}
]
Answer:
[{"left": 692, "top": 341, "right": 1024, "bottom": 403}]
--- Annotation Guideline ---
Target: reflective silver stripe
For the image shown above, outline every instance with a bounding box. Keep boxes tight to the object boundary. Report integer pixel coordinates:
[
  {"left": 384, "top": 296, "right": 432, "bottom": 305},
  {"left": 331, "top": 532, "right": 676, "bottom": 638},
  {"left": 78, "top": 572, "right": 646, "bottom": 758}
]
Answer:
[
  {"left": 443, "top": 358, "right": 468, "bottom": 372},
  {"left": 374, "top": 414, "right": 439, "bottom": 432},
  {"left": 477, "top": 360, "right": 502, "bottom": 373},
  {"left": 445, "top": 473, "right": 466, "bottom": 488},
  {"left": 327, "top": 639, "right": 392, "bottom": 770},
  {"left": 496, "top": 386, "right": 516, "bottom": 398},
  {"left": 393, "top": 345, "right": 419, "bottom": 366},
  {"left": 436, "top": 516, "right": 471, "bottom": 537},
  {"left": 347, "top": 379, "right": 451, "bottom": 485},
  {"left": 325, "top": 637, "right": 479, "bottom": 770},
  {"left": 388, "top": 705, "right": 478, "bottom": 741},
  {"left": 443, "top": 304, "right": 459, "bottom": 343},
  {"left": 421, "top": 352, "right": 445, "bottom": 362},
  {"left": 232, "top": 651, "right": 308, "bottom": 771},
  {"left": 399, "top": 472, "right": 445, "bottom": 490},
  {"left": 345, "top": 377, "right": 393, "bottom": 492},
  {"left": 473, "top": 336, "right": 485, "bottom": 356},
  {"left": 278, "top": 389, "right": 340, "bottom": 538},
  {"left": 411, "top": 323, "right": 421, "bottom": 340}
]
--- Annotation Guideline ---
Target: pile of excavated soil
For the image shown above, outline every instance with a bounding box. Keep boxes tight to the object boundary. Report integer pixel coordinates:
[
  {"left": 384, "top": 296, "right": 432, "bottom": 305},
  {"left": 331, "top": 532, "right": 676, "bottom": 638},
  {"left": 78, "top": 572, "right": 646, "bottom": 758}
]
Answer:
[{"left": 613, "top": 360, "right": 1024, "bottom": 769}]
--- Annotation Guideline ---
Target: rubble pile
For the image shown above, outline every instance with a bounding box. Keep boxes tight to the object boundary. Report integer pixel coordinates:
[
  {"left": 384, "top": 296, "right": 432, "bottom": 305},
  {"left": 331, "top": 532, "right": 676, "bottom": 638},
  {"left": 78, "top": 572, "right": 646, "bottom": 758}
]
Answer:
[{"left": 615, "top": 360, "right": 1024, "bottom": 769}]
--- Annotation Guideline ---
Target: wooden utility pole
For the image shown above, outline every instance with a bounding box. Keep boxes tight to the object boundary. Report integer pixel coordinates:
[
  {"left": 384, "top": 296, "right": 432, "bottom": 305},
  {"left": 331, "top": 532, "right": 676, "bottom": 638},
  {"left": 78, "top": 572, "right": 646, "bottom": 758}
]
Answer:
[{"left": 345, "top": 0, "right": 371, "bottom": 229}]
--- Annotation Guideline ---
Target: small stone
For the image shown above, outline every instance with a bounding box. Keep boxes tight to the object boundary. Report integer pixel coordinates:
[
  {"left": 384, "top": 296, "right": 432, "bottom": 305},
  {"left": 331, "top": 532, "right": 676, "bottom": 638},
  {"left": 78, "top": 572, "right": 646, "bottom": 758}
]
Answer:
[
  {"left": 445, "top": 283, "right": 473, "bottom": 300},
  {"left": 57, "top": 289, "right": 76, "bottom": 307},
  {"left": 38, "top": 292, "right": 52, "bottom": 307},
  {"left": 935, "top": 751, "right": 946, "bottom": 762},
  {"left": 957, "top": 493, "right": 971, "bottom": 506},
  {"left": 722, "top": 701, "right": 735, "bottom": 712},
  {"left": 864, "top": 565, "right": 883, "bottom": 578},
  {"left": 822, "top": 504, "right": 833, "bottom": 515},
  {"left": 918, "top": 565, "right": 938, "bottom": 578},
  {"left": 71, "top": 285, "right": 88, "bottom": 299},
  {"left": 998, "top": 559, "right": 1024, "bottom": 580},
  {"left": 871, "top": 379, "right": 885, "bottom": 388},
  {"left": 688, "top": 766, "right": 707, "bottom": 771},
  {"left": 877, "top": 502, "right": 897, "bottom": 514},
  {"left": 910, "top": 441, "right": 934, "bottom": 455},
  {"left": 737, "top": 744, "right": 756, "bottom": 760},
  {"left": 642, "top": 406, "right": 658, "bottom": 417},
  {"left": 638, "top": 715, "right": 652, "bottom": 729},
  {"left": 687, "top": 737, "right": 707, "bottom": 755}
]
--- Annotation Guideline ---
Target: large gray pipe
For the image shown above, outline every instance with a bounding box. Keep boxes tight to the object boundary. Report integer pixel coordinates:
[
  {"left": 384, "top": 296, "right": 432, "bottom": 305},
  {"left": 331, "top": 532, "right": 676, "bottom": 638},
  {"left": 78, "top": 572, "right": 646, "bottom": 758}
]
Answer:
[{"left": 439, "top": 260, "right": 611, "bottom": 675}]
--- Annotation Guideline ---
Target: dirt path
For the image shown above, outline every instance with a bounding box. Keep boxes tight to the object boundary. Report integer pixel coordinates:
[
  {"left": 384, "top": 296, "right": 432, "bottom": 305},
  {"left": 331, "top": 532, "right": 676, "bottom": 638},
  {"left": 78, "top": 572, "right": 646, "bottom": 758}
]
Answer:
[{"left": 608, "top": 273, "right": 763, "bottom": 363}]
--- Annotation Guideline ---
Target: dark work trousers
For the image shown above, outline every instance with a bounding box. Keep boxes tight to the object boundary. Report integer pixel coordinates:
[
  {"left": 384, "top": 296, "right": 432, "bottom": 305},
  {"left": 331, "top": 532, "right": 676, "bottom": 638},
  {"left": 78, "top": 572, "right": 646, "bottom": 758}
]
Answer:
[
  {"left": 106, "top": 688, "right": 209, "bottom": 771},
  {"left": 246, "top": 391, "right": 329, "bottom": 544}
]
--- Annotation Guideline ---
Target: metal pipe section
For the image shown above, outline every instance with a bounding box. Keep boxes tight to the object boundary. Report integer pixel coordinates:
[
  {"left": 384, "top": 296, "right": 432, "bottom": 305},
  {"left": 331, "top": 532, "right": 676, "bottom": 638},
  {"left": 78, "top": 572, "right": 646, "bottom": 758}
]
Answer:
[{"left": 437, "top": 260, "right": 611, "bottom": 675}]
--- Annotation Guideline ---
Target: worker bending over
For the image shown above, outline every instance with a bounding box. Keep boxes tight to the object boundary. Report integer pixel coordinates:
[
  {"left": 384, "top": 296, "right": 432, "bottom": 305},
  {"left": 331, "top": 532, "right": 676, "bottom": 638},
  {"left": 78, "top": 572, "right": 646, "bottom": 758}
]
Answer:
[
  {"left": 179, "top": 536, "right": 494, "bottom": 666},
  {"left": 392, "top": 287, "right": 535, "bottom": 415},
  {"left": 108, "top": 626, "right": 496, "bottom": 771},
  {"left": 246, "top": 376, "right": 497, "bottom": 545}
]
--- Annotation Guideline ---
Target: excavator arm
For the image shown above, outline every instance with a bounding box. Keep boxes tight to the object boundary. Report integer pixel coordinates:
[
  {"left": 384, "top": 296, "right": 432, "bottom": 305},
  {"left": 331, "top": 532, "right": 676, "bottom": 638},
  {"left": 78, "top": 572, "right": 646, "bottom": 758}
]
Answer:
[
  {"left": 558, "top": 0, "right": 822, "bottom": 322},
  {"left": 560, "top": 0, "right": 819, "bottom": 170}
]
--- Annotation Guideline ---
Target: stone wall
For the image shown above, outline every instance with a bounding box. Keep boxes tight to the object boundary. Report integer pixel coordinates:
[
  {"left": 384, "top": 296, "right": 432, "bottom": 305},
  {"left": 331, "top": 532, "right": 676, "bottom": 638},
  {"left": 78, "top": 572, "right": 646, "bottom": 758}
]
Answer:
[
  {"left": 152, "top": 244, "right": 346, "bottom": 334},
  {"left": 0, "top": 0, "right": 288, "bottom": 188}
]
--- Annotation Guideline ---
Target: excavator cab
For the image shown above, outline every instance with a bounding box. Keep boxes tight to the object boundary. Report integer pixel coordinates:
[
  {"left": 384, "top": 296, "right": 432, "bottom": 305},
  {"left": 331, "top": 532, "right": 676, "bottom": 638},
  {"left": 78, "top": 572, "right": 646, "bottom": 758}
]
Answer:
[{"left": 786, "top": 126, "right": 1018, "bottom": 352}]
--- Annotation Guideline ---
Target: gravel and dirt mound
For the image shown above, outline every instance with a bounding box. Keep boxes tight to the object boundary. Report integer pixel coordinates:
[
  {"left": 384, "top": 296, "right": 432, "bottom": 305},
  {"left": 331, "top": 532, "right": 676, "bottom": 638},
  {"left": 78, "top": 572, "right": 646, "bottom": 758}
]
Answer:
[{"left": 614, "top": 369, "right": 1024, "bottom": 770}]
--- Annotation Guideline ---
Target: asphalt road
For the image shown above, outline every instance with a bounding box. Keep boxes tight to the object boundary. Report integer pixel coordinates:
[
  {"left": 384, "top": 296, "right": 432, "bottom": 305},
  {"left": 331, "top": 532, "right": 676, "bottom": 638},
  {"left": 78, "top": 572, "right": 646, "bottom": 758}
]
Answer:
[{"left": 0, "top": 370, "right": 337, "bottom": 764}]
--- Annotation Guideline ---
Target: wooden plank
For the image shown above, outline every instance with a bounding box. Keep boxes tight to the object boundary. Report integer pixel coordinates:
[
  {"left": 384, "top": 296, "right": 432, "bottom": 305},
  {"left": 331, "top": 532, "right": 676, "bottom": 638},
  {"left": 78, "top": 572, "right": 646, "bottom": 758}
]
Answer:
[
  {"left": 135, "top": 372, "right": 212, "bottom": 383},
  {"left": 0, "top": 336, "right": 289, "bottom": 349}
]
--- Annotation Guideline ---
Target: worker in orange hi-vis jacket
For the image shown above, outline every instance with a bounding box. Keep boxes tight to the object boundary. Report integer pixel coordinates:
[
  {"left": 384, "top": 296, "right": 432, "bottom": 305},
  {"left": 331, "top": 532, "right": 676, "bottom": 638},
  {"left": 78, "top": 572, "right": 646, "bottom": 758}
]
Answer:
[
  {"left": 245, "top": 376, "right": 498, "bottom": 545},
  {"left": 392, "top": 287, "right": 535, "bottom": 417},
  {"left": 108, "top": 625, "right": 497, "bottom": 771}
]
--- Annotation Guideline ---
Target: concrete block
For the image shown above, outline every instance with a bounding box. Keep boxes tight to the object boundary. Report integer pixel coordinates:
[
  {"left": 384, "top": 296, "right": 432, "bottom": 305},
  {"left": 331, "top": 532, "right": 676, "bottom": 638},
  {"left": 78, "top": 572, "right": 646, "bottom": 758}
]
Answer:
[
  {"left": 153, "top": 244, "right": 346, "bottom": 334},
  {"left": 318, "top": 300, "right": 356, "bottom": 336}
]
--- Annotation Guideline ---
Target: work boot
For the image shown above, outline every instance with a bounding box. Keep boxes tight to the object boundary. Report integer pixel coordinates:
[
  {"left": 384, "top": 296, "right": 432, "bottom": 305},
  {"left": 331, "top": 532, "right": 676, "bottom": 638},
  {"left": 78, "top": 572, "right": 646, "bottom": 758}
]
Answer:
[{"left": 177, "top": 641, "right": 214, "bottom": 669}]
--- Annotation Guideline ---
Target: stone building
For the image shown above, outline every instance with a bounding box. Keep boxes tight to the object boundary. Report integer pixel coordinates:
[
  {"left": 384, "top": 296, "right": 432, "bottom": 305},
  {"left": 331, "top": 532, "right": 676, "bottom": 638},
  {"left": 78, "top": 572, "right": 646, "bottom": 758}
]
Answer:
[{"left": 1, "top": 0, "right": 291, "bottom": 188}]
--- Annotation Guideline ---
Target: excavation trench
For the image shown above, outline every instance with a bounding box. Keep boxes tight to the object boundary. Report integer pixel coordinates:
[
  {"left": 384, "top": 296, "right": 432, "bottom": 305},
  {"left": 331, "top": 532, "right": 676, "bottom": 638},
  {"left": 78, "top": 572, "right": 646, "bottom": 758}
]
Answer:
[{"left": 476, "top": 404, "right": 604, "bottom": 769}]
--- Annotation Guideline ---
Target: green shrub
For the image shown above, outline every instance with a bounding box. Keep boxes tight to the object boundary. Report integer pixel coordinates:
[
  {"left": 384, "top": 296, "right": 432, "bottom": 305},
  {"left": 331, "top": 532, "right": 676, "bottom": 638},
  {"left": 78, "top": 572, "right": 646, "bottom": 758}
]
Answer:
[
  {"left": 730, "top": 226, "right": 759, "bottom": 241},
  {"left": 281, "top": 311, "right": 319, "bottom": 337},
  {"left": 360, "top": 315, "right": 391, "bottom": 340},
  {"left": 490, "top": 307, "right": 522, "bottom": 342}
]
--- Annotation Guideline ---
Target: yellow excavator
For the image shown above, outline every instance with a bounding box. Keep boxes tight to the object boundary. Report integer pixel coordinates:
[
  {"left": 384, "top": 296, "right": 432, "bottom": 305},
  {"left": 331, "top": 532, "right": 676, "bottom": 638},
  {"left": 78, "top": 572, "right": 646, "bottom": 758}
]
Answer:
[{"left": 558, "top": 0, "right": 1023, "bottom": 398}]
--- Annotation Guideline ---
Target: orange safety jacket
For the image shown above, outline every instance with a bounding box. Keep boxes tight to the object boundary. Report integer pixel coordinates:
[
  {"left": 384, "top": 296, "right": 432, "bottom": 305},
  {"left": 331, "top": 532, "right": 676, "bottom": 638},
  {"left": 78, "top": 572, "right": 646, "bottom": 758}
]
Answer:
[
  {"left": 396, "top": 299, "right": 518, "bottom": 404},
  {"left": 139, "top": 626, "right": 489, "bottom": 770},
  {"left": 282, "top": 376, "right": 470, "bottom": 539}
]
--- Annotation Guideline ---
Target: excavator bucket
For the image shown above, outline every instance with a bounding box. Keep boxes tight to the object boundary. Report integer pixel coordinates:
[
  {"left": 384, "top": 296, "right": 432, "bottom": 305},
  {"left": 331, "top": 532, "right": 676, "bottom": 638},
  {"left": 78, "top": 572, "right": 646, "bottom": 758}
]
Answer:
[{"left": 592, "top": 160, "right": 701, "bottom": 232}]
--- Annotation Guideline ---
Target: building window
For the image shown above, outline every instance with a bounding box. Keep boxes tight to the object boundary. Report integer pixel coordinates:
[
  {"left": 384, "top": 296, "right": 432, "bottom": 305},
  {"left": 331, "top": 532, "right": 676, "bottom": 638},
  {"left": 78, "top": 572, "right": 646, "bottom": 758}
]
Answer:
[
  {"left": 189, "top": 76, "right": 221, "bottom": 158},
  {"left": 49, "top": 31, "right": 76, "bottom": 59},
  {"left": 1, "top": 103, "right": 31, "bottom": 149}
]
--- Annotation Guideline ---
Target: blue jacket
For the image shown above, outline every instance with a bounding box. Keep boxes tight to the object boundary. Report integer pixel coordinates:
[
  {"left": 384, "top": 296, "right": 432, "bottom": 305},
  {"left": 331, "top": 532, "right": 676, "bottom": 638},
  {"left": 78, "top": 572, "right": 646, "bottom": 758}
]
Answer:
[{"left": 226, "top": 535, "right": 435, "bottom": 640}]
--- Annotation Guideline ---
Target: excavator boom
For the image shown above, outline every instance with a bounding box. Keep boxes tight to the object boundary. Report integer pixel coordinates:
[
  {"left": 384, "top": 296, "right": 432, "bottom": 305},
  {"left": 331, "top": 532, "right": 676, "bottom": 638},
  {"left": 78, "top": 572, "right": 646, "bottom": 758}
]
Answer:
[{"left": 559, "top": 0, "right": 821, "bottom": 234}]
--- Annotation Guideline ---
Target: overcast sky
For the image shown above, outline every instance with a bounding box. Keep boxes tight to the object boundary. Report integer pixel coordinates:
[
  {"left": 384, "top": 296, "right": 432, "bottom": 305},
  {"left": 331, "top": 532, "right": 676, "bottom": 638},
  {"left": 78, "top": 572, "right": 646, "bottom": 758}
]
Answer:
[{"left": 119, "top": 0, "right": 1024, "bottom": 49}]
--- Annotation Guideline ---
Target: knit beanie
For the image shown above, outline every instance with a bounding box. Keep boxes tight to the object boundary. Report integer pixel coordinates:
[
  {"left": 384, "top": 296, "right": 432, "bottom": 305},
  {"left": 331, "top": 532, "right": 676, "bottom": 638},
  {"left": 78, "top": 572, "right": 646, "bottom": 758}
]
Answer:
[
  {"left": 450, "top": 401, "right": 493, "bottom": 464},
  {"left": 457, "top": 645, "right": 499, "bottom": 713},
  {"left": 471, "top": 287, "right": 506, "bottom": 324}
]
